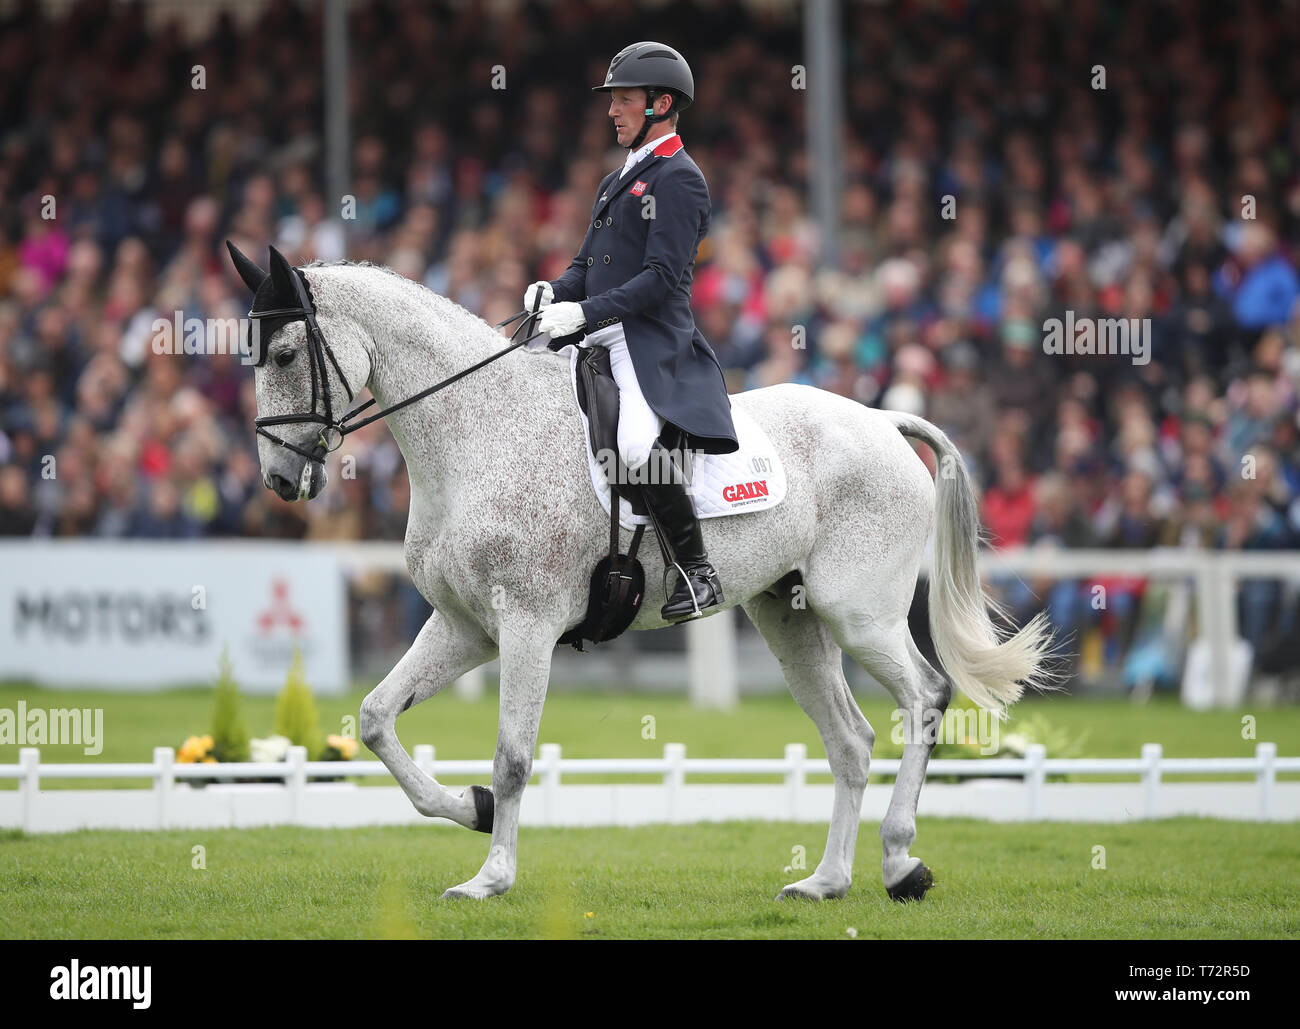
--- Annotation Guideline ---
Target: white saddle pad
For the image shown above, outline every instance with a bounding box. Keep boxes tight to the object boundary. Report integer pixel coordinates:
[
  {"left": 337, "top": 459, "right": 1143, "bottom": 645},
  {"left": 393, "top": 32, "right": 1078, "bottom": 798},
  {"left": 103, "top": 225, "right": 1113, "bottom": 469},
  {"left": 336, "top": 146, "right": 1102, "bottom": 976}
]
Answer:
[{"left": 569, "top": 345, "right": 787, "bottom": 529}]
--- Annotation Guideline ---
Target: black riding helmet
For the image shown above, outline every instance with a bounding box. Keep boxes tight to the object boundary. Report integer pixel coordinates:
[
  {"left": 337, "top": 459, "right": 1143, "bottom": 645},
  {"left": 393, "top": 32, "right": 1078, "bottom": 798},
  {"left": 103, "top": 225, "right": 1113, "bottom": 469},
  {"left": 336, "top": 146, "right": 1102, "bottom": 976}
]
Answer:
[{"left": 592, "top": 41, "right": 694, "bottom": 150}]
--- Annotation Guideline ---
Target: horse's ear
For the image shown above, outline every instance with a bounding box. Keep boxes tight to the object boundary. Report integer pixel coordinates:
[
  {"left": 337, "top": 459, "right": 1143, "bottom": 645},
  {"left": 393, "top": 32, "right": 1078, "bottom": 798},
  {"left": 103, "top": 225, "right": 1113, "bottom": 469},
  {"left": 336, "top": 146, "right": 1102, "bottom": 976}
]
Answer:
[
  {"left": 225, "top": 240, "right": 267, "bottom": 293},
  {"left": 267, "top": 245, "right": 300, "bottom": 306}
]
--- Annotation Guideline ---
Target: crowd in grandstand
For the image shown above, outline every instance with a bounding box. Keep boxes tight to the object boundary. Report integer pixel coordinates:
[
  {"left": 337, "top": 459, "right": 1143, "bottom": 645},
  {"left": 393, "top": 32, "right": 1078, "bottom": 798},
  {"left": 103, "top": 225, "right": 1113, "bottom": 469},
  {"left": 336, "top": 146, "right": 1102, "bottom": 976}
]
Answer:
[{"left": 1, "top": 0, "right": 1299, "bottom": 669}]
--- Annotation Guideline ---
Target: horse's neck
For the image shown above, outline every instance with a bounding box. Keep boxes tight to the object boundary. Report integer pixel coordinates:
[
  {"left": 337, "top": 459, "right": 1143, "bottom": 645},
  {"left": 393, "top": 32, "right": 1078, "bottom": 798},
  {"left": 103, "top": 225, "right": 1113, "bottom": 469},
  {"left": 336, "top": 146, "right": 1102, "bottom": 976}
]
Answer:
[{"left": 359, "top": 280, "right": 552, "bottom": 512}]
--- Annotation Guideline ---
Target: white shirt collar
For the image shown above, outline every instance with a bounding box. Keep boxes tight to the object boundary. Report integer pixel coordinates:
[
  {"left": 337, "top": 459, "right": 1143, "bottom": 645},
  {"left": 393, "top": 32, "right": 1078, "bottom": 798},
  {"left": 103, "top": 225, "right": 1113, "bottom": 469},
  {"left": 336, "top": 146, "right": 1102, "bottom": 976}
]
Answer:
[{"left": 620, "top": 132, "right": 678, "bottom": 179}]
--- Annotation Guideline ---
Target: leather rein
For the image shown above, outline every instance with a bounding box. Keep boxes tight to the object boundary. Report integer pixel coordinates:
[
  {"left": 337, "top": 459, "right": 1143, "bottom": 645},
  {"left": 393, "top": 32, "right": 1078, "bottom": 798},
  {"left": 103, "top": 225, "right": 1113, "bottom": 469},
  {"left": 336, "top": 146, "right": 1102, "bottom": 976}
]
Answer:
[{"left": 251, "top": 271, "right": 547, "bottom": 465}]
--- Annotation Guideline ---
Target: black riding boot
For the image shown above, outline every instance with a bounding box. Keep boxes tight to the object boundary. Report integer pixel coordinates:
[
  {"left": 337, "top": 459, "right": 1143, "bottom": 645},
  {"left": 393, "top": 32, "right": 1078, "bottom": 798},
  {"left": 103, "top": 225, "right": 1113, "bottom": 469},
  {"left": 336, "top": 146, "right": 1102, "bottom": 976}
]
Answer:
[{"left": 637, "top": 439, "right": 724, "bottom": 622}]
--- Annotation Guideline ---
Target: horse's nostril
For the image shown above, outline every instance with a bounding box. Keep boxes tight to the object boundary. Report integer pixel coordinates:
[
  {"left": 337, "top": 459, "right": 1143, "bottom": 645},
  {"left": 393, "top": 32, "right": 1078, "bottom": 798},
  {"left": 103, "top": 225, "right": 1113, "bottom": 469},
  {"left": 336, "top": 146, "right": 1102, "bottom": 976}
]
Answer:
[{"left": 269, "top": 474, "right": 297, "bottom": 501}]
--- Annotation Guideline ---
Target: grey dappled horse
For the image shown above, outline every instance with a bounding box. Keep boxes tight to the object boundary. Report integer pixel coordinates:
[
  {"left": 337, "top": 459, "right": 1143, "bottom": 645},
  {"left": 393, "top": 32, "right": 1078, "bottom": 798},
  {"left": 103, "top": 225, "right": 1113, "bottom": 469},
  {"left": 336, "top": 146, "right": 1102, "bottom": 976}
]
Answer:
[{"left": 234, "top": 248, "right": 1053, "bottom": 901}]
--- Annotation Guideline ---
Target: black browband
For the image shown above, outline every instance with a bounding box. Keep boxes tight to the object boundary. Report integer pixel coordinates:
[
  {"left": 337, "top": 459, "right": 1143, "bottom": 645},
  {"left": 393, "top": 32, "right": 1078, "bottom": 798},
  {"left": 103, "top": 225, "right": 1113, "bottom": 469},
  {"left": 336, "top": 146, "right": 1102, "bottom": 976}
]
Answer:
[{"left": 251, "top": 270, "right": 548, "bottom": 465}]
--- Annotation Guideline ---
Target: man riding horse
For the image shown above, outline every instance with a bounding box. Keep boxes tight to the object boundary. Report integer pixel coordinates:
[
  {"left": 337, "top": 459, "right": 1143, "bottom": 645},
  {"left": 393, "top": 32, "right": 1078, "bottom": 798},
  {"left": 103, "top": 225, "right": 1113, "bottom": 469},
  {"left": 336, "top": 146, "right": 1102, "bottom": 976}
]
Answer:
[{"left": 528, "top": 41, "right": 738, "bottom": 623}]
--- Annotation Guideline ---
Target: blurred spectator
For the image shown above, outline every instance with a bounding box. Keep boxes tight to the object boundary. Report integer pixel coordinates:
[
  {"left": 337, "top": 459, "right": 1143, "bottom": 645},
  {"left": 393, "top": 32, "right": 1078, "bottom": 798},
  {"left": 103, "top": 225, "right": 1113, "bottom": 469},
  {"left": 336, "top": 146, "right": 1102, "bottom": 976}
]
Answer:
[{"left": 0, "top": 0, "right": 1297, "bottom": 675}]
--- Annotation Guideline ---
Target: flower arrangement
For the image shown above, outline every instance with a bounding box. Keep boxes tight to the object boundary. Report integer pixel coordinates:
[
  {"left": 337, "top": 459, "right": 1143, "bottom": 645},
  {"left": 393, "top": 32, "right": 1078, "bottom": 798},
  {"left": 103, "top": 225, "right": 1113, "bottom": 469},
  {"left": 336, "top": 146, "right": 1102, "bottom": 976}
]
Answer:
[
  {"left": 171, "top": 649, "right": 359, "bottom": 786},
  {"left": 322, "top": 735, "right": 359, "bottom": 762},
  {"left": 176, "top": 734, "right": 216, "bottom": 764},
  {"left": 249, "top": 734, "right": 292, "bottom": 764}
]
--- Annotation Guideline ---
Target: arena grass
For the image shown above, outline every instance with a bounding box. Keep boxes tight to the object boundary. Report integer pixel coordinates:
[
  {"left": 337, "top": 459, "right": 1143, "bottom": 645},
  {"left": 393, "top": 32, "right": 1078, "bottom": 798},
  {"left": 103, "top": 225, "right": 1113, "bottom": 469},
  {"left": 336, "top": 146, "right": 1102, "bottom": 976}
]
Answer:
[
  {"left": 1, "top": 685, "right": 1297, "bottom": 790},
  {"left": 1, "top": 818, "right": 1297, "bottom": 939}
]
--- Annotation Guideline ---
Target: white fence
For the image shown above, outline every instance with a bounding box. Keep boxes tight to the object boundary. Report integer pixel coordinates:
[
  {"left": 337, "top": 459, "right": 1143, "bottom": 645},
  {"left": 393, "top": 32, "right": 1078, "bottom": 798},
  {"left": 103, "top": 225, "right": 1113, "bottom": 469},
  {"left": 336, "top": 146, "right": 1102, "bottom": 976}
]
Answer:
[{"left": 2, "top": 742, "right": 1297, "bottom": 833}]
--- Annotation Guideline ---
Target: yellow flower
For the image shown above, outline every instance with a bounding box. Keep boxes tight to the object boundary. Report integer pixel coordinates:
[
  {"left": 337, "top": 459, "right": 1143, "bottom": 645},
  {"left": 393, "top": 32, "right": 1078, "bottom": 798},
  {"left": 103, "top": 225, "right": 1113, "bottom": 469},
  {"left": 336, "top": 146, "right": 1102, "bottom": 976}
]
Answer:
[{"left": 327, "top": 734, "right": 359, "bottom": 760}]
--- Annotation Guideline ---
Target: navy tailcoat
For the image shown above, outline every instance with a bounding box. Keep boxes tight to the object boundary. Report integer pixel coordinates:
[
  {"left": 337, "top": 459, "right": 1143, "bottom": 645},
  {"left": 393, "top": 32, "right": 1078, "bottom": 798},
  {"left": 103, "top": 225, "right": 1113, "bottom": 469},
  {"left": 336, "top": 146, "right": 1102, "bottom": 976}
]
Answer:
[{"left": 549, "top": 136, "right": 739, "bottom": 455}]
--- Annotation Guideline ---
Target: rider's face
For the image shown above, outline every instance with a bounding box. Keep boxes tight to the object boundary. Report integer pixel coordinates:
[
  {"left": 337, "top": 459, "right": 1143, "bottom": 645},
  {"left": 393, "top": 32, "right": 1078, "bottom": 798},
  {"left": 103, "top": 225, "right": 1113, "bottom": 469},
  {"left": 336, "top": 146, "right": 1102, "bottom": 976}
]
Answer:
[{"left": 608, "top": 88, "right": 670, "bottom": 147}]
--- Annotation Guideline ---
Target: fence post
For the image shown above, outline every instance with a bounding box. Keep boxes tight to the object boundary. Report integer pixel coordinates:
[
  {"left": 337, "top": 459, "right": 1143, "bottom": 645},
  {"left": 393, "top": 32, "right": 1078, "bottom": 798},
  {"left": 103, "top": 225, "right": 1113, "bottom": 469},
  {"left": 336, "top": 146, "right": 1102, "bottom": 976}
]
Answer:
[
  {"left": 1256, "top": 742, "right": 1277, "bottom": 821},
  {"left": 154, "top": 747, "right": 174, "bottom": 830},
  {"left": 19, "top": 748, "right": 38, "bottom": 833},
  {"left": 1141, "top": 743, "right": 1162, "bottom": 819},
  {"left": 413, "top": 744, "right": 435, "bottom": 780},
  {"left": 1025, "top": 744, "right": 1046, "bottom": 820},
  {"left": 539, "top": 743, "right": 561, "bottom": 826},
  {"left": 785, "top": 743, "right": 806, "bottom": 820},
  {"left": 688, "top": 614, "right": 737, "bottom": 709},
  {"left": 453, "top": 665, "right": 485, "bottom": 701},
  {"left": 287, "top": 745, "right": 308, "bottom": 824},
  {"left": 664, "top": 743, "right": 686, "bottom": 823}
]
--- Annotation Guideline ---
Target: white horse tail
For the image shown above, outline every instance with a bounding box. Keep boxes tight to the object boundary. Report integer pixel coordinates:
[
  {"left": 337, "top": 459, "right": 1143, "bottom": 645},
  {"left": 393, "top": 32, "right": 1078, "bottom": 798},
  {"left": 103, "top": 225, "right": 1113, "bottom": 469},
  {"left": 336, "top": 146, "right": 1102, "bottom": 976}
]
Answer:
[{"left": 886, "top": 411, "right": 1057, "bottom": 717}]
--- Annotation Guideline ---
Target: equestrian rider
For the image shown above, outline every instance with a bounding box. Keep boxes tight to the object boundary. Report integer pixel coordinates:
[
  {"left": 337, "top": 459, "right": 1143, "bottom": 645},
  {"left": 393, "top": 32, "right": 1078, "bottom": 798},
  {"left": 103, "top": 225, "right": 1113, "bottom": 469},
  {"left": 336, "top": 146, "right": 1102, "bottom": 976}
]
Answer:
[{"left": 528, "top": 41, "right": 738, "bottom": 622}]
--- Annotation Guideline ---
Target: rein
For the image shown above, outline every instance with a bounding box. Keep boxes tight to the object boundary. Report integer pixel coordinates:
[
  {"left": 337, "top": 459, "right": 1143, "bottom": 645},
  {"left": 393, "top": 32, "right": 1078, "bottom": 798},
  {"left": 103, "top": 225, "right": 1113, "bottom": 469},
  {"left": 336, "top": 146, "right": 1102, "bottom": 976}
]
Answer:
[{"left": 252, "top": 277, "right": 547, "bottom": 464}]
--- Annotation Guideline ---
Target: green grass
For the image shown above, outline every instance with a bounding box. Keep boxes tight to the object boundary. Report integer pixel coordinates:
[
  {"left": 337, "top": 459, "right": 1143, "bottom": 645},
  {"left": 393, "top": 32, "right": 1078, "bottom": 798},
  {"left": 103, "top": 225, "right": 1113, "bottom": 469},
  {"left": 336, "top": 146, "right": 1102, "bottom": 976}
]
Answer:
[
  {"left": 2, "top": 818, "right": 1297, "bottom": 939},
  {"left": 1, "top": 684, "right": 1297, "bottom": 789}
]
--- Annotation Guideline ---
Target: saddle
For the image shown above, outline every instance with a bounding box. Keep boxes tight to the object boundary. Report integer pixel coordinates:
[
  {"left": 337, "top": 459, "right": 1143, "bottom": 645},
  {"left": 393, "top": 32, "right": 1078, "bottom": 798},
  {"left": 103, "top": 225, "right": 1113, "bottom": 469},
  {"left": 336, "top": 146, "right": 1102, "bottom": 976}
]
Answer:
[{"left": 556, "top": 343, "right": 649, "bottom": 651}]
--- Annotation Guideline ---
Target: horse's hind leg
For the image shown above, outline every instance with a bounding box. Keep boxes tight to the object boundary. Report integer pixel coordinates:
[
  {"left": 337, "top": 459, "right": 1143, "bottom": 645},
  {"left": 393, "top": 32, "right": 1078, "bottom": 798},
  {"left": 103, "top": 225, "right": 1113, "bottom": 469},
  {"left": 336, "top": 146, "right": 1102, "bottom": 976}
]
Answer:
[
  {"left": 834, "top": 620, "right": 951, "bottom": 902},
  {"left": 360, "top": 609, "right": 496, "bottom": 829},
  {"left": 744, "top": 593, "right": 874, "bottom": 901}
]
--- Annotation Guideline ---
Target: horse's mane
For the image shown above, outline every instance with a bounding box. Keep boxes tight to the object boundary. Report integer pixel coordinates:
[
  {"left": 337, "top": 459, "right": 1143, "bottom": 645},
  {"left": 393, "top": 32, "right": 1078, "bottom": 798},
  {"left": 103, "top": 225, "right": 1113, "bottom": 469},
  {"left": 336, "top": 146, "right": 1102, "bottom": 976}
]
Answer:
[{"left": 304, "top": 258, "right": 568, "bottom": 360}]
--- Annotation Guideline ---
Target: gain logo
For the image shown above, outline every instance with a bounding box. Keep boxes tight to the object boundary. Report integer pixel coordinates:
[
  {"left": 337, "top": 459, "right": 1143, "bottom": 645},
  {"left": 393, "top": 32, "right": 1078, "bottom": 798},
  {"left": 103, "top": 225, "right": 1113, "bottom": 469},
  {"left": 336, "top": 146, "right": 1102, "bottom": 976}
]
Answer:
[{"left": 722, "top": 479, "right": 770, "bottom": 505}]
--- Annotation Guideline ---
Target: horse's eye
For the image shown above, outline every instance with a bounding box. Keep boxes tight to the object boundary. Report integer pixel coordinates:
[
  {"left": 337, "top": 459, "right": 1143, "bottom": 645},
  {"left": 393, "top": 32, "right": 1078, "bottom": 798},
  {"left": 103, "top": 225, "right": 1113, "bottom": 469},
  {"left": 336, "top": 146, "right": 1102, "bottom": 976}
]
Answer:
[{"left": 274, "top": 349, "right": 296, "bottom": 368}]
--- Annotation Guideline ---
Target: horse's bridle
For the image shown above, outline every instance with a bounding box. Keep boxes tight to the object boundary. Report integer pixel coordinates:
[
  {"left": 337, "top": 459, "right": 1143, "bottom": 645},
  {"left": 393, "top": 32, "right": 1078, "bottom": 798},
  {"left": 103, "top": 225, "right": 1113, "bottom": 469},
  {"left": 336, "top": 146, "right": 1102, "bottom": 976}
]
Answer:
[{"left": 250, "top": 267, "right": 547, "bottom": 466}]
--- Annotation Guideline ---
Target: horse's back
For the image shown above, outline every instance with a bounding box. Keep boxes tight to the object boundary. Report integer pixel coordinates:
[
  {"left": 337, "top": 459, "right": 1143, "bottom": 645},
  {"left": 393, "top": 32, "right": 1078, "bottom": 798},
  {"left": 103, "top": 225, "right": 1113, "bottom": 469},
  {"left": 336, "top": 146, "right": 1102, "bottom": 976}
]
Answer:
[{"left": 732, "top": 382, "right": 934, "bottom": 501}]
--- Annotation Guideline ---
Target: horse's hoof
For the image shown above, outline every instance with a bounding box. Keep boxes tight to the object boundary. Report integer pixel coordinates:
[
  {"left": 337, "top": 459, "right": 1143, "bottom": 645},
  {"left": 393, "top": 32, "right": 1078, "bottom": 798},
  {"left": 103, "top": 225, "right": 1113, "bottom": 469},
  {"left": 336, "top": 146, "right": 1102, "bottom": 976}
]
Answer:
[
  {"left": 470, "top": 785, "right": 494, "bottom": 833},
  {"left": 440, "top": 883, "right": 491, "bottom": 900},
  {"left": 885, "top": 863, "right": 934, "bottom": 902},
  {"left": 775, "top": 877, "right": 849, "bottom": 901}
]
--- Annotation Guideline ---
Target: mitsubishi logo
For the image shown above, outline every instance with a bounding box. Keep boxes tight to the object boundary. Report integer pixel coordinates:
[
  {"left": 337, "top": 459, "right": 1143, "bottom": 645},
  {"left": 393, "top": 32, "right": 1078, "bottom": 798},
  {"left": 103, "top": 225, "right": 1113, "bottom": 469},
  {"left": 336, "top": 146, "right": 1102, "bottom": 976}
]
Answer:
[{"left": 256, "top": 578, "right": 305, "bottom": 634}]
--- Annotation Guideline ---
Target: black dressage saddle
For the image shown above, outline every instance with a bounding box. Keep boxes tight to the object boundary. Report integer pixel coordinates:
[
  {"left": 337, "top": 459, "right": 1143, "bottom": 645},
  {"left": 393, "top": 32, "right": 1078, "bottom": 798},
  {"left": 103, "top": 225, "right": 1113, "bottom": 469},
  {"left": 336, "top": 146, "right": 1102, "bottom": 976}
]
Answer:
[{"left": 556, "top": 343, "right": 649, "bottom": 650}]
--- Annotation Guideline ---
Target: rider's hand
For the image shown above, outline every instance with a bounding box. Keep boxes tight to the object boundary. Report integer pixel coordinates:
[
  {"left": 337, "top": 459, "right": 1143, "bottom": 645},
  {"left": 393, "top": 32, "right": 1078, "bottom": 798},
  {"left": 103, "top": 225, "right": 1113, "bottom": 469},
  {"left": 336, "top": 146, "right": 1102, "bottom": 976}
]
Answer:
[
  {"left": 539, "top": 301, "right": 586, "bottom": 339},
  {"left": 524, "top": 281, "right": 554, "bottom": 312}
]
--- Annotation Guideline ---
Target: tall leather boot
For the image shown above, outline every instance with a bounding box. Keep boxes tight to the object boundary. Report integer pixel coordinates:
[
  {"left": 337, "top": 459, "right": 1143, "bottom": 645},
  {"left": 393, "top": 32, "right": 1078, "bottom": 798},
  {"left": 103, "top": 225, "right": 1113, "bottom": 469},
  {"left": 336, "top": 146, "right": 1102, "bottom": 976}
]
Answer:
[{"left": 637, "top": 438, "right": 724, "bottom": 621}]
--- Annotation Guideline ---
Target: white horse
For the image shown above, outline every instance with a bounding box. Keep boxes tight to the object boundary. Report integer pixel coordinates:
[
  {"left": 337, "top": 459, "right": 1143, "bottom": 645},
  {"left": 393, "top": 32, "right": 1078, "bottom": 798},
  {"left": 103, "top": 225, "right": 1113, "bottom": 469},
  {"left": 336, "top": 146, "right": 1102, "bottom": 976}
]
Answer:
[{"left": 232, "top": 246, "right": 1053, "bottom": 902}]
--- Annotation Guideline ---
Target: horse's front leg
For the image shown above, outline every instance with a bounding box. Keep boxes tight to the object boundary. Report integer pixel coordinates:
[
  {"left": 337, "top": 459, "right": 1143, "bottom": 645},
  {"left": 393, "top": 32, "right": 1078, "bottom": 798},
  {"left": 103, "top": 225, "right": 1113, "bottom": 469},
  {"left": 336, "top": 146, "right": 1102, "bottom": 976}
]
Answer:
[
  {"left": 442, "top": 618, "right": 553, "bottom": 899},
  {"left": 360, "top": 609, "right": 496, "bottom": 829}
]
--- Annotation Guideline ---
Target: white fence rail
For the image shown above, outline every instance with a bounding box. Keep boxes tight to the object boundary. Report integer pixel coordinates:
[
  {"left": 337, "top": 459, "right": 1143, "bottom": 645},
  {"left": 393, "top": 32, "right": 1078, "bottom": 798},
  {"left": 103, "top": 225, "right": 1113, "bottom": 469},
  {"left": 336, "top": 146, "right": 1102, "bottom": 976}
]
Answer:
[{"left": 2, "top": 743, "right": 1297, "bottom": 833}]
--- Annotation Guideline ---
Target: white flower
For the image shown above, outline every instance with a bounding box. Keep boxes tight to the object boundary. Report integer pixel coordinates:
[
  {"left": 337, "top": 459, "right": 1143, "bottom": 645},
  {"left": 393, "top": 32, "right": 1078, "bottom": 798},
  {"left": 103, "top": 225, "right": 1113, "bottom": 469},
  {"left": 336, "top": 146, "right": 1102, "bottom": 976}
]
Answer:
[{"left": 250, "top": 735, "right": 292, "bottom": 763}]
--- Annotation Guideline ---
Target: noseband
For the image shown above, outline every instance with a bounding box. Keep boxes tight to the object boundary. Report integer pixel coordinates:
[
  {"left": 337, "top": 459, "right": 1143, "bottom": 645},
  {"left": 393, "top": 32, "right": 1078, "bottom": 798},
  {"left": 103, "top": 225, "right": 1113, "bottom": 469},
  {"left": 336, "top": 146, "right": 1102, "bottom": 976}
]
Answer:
[{"left": 250, "top": 268, "right": 547, "bottom": 465}]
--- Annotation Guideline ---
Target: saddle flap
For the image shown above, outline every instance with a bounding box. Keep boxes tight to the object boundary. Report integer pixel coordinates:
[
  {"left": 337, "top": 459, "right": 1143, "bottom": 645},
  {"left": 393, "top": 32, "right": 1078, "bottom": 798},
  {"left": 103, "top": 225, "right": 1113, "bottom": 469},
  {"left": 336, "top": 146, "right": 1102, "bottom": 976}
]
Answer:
[{"left": 575, "top": 345, "right": 646, "bottom": 515}]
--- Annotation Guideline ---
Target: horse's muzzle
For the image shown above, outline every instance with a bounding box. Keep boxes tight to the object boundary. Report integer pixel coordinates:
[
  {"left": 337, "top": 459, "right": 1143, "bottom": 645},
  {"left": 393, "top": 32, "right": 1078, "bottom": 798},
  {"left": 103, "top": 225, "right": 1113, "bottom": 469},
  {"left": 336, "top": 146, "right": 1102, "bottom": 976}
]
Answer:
[{"left": 268, "top": 463, "right": 326, "bottom": 502}]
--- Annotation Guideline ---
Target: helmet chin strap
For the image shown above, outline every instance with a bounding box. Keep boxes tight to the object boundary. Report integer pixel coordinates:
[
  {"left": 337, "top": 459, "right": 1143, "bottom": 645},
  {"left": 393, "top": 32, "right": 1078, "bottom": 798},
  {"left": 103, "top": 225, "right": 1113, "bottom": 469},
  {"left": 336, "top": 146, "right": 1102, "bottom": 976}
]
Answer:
[{"left": 627, "top": 87, "right": 671, "bottom": 149}]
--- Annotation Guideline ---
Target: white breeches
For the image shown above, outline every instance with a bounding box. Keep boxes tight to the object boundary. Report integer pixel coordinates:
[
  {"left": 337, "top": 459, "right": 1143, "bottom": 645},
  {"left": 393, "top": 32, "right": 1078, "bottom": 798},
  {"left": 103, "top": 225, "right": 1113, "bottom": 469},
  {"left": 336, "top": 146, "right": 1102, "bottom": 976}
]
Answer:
[{"left": 584, "top": 322, "right": 664, "bottom": 470}]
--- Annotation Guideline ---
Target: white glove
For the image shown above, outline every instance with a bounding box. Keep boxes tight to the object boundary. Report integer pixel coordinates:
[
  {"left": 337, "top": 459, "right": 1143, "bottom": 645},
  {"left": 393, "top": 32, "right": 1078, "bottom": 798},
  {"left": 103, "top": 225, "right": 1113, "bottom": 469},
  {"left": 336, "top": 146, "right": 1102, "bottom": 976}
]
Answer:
[
  {"left": 524, "top": 281, "right": 554, "bottom": 311},
  {"left": 538, "top": 301, "right": 587, "bottom": 338},
  {"left": 522, "top": 281, "right": 556, "bottom": 352}
]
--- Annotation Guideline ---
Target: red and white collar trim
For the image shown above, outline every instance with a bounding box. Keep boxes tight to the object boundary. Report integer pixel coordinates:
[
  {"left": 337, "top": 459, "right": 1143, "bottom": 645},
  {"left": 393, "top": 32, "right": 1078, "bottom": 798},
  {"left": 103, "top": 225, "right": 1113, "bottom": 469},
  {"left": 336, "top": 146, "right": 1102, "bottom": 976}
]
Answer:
[{"left": 652, "top": 135, "right": 684, "bottom": 157}]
